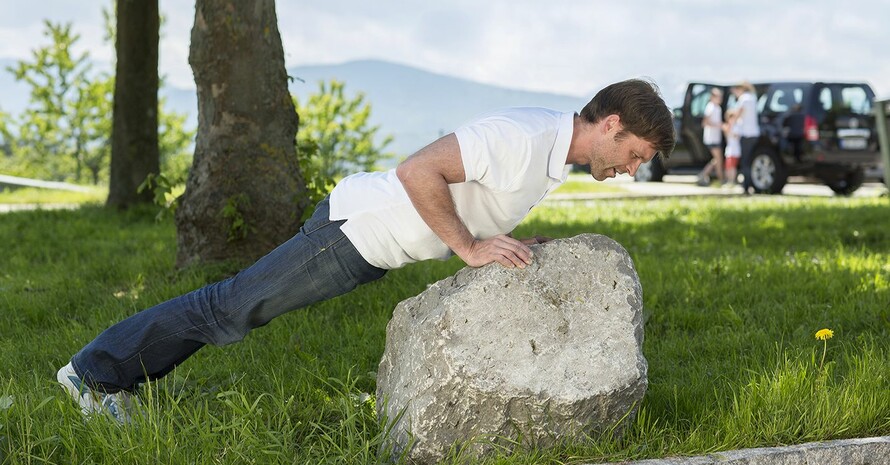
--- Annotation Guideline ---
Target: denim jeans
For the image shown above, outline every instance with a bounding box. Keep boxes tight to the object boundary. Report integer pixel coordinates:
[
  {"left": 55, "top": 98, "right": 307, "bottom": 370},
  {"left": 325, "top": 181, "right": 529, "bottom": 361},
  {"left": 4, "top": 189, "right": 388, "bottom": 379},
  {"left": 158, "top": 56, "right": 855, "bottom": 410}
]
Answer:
[
  {"left": 72, "top": 196, "right": 387, "bottom": 393},
  {"left": 739, "top": 137, "right": 759, "bottom": 192}
]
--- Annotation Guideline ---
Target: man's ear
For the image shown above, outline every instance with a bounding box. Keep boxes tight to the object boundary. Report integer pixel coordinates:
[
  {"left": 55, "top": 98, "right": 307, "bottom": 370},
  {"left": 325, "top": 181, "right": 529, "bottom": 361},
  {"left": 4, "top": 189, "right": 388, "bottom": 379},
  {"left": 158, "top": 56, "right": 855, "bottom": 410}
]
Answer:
[{"left": 604, "top": 114, "right": 621, "bottom": 133}]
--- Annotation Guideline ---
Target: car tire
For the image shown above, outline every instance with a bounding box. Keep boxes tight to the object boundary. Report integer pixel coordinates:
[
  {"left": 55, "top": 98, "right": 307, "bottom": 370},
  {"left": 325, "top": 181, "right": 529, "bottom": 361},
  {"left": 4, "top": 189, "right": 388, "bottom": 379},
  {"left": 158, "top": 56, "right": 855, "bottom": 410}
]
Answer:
[
  {"left": 826, "top": 168, "right": 865, "bottom": 196},
  {"left": 750, "top": 148, "right": 787, "bottom": 194},
  {"left": 634, "top": 158, "right": 665, "bottom": 182}
]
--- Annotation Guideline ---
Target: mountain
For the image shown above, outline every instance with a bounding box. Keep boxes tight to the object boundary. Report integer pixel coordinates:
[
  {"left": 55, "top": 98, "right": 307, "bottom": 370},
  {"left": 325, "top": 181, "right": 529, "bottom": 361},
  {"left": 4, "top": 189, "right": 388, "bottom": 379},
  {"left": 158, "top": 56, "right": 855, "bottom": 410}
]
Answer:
[
  {"left": 286, "top": 60, "right": 589, "bottom": 159},
  {"left": 2, "top": 58, "right": 590, "bottom": 163}
]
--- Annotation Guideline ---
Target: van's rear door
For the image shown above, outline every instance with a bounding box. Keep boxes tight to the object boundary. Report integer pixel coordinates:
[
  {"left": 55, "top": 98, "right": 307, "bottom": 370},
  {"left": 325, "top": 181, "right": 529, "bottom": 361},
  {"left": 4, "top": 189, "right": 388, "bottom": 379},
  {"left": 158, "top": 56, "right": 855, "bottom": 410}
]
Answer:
[{"left": 814, "top": 83, "right": 881, "bottom": 166}]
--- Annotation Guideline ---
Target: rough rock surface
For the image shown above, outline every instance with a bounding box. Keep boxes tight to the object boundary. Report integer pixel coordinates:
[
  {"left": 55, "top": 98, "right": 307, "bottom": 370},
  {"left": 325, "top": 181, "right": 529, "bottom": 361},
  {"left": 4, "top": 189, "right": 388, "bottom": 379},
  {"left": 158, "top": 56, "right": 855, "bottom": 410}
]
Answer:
[{"left": 376, "top": 234, "right": 648, "bottom": 464}]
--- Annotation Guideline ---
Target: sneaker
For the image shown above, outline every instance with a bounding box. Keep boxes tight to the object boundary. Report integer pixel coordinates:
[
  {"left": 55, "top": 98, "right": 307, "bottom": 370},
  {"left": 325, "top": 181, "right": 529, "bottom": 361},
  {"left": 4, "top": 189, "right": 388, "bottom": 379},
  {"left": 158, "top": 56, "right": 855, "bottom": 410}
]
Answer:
[
  {"left": 56, "top": 362, "right": 139, "bottom": 423},
  {"left": 696, "top": 175, "right": 710, "bottom": 187}
]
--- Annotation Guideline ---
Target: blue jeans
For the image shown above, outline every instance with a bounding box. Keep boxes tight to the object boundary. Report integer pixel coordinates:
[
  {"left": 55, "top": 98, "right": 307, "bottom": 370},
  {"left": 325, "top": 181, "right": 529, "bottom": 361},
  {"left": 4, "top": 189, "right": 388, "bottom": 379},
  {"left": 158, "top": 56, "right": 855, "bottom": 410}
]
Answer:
[
  {"left": 739, "top": 137, "right": 758, "bottom": 192},
  {"left": 72, "top": 197, "right": 387, "bottom": 393}
]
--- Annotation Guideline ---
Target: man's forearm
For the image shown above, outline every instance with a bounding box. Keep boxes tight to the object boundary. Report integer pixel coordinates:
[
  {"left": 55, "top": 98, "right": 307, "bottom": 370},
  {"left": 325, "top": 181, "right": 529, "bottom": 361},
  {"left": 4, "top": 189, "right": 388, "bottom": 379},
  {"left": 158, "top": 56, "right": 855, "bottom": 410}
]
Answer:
[
  {"left": 399, "top": 168, "right": 475, "bottom": 257},
  {"left": 394, "top": 133, "right": 532, "bottom": 269}
]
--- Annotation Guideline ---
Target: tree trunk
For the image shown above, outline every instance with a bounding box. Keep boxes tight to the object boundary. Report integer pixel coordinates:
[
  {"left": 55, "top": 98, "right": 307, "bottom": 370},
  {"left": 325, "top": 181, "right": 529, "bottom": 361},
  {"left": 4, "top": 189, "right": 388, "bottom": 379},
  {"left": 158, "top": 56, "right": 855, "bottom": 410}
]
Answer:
[
  {"left": 106, "top": 0, "right": 160, "bottom": 208},
  {"left": 175, "top": 0, "right": 307, "bottom": 268}
]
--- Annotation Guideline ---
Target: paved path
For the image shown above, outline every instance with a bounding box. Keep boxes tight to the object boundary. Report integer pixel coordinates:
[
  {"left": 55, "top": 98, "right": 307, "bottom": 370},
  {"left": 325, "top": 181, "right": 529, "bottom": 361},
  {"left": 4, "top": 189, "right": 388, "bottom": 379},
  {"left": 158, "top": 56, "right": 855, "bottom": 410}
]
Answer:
[
  {"left": 0, "top": 203, "right": 80, "bottom": 213},
  {"left": 548, "top": 175, "right": 888, "bottom": 201},
  {"left": 547, "top": 175, "right": 887, "bottom": 201}
]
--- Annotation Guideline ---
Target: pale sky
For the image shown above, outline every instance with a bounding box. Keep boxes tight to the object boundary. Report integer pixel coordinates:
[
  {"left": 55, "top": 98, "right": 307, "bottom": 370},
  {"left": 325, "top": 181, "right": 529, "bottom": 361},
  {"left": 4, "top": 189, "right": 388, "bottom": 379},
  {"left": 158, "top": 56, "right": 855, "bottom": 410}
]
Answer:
[{"left": 1, "top": 0, "right": 889, "bottom": 106}]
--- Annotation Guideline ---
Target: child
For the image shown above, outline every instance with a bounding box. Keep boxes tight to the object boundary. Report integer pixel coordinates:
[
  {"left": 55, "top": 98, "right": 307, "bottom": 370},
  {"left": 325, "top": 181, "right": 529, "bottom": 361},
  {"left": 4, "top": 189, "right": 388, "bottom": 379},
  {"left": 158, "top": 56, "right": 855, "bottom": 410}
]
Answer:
[{"left": 722, "top": 108, "right": 741, "bottom": 186}]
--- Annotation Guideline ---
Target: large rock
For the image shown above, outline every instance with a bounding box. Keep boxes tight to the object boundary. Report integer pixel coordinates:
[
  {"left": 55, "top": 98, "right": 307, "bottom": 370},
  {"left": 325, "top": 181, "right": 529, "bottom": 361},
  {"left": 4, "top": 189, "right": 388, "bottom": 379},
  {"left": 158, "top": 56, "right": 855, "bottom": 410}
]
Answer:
[{"left": 376, "top": 233, "right": 648, "bottom": 464}]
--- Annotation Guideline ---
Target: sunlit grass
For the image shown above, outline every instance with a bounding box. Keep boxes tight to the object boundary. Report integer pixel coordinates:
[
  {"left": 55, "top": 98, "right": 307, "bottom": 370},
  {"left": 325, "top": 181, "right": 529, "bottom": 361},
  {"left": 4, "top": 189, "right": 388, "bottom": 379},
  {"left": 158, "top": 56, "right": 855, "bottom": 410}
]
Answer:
[
  {"left": 0, "top": 196, "right": 887, "bottom": 464},
  {"left": 0, "top": 186, "right": 107, "bottom": 205},
  {"left": 552, "top": 173, "right": 627, "bottom": 194}
]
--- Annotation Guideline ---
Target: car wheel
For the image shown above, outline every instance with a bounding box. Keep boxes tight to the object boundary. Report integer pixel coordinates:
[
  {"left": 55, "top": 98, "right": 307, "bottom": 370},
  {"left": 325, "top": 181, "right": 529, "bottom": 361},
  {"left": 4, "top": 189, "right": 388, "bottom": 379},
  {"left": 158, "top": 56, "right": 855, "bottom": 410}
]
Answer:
[
  {"left": 750, "top": 149, "right": 787, "bottom": 194},
  {"left": 826, "top": 168, "right": 865, "bottom": 196},
  {"left": 634, "top": 158, "right": 665, "bottom": 182}
]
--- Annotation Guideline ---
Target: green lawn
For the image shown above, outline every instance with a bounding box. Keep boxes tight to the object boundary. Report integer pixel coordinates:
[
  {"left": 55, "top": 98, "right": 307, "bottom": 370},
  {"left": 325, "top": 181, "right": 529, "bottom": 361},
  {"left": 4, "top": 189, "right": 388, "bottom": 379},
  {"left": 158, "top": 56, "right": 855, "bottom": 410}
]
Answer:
[
  {"left": 0, "top": 186, "right": 107, "bottom": 205},
  {"left": 0, "top": 196, "right": 888, "bottom": 464},
  {"left": 552, "top": 173, "right": 628, "bottom": 194}
]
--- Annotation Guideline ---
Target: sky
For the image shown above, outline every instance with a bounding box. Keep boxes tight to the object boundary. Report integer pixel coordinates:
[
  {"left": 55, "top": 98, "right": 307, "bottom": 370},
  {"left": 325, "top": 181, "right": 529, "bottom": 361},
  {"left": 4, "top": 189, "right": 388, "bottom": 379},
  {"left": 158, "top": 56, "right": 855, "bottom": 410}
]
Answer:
[{"left": 1, "top": 0, "right": 889, "bottom": 107}]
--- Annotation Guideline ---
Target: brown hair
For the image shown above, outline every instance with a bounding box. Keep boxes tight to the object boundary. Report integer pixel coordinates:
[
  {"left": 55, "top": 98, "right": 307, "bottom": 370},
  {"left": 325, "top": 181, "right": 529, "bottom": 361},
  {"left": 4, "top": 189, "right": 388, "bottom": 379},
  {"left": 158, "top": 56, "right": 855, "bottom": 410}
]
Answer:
[{"left": 580, "top": 78, "right": 676, "bottom": 159}]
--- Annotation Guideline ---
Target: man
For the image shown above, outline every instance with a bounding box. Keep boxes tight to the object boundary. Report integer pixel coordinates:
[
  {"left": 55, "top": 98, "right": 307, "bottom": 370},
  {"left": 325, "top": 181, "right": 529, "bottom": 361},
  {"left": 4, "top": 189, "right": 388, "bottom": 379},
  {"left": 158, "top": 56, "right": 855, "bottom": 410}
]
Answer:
[{"left": 57, "top": 78, "right": 676, "bottom": 422}]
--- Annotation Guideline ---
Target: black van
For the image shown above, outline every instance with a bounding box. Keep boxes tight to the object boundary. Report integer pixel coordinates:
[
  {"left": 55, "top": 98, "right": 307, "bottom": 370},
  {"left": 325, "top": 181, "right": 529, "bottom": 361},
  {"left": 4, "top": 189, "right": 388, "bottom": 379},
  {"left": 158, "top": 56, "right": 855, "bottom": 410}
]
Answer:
[{"left": 636, "top": 81, "right": 882, "bottom": 195}]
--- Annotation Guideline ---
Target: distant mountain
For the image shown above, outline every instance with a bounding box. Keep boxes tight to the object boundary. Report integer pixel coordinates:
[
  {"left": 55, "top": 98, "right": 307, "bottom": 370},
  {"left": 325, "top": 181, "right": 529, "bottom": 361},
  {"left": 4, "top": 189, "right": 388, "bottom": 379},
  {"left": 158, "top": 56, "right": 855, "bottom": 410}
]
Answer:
[
  {"left": 286, "top": 60, "right": 589, "bottom": 159},
  {"left": 2, "top": 58, "right": 590, "bottom": 163}
]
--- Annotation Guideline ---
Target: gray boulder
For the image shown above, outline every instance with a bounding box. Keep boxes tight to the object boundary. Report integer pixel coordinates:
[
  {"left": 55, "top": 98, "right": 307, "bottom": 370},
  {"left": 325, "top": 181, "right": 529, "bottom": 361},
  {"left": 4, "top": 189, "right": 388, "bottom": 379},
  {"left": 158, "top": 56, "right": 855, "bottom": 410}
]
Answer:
[{"left": 376, "top": 233, "right": 648, "bottom": 464}]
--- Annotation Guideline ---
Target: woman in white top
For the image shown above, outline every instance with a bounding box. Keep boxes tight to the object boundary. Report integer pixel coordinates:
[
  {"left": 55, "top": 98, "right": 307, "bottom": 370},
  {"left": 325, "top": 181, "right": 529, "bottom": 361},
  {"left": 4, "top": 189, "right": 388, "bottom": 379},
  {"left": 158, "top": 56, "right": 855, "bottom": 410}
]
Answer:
[
  {"left": 731, "top": 81, "right": 761, "bottom": 194},
  {"left": 696, "top": 88, "right": 724, "bottom": 186}
]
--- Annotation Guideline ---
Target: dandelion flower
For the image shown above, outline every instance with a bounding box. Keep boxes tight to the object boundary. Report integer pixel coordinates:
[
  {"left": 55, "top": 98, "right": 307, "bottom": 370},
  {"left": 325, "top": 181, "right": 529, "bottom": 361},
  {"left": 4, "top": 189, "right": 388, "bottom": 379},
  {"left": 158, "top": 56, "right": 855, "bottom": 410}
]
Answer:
[{"left": 815, "top": 329, "right": 834, "bottom": 341}]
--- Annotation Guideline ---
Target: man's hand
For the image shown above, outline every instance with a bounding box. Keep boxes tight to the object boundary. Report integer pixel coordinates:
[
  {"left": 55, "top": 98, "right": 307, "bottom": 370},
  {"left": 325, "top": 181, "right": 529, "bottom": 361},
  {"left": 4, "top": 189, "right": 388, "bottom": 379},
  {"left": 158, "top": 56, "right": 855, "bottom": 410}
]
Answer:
[{"left": 458, "top": 234, "right": 534, "bottom": 269}]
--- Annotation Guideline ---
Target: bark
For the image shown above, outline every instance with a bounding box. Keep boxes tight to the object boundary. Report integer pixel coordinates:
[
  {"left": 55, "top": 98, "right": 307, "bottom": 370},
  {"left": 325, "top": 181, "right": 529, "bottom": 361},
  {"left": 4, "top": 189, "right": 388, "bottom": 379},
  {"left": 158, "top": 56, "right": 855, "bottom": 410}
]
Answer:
[
  {"left": 107, "top": 0, "right": 160, "bottom": 208},
  {"left": 175, "top": 0, "right": 307, "bottom": 267}
]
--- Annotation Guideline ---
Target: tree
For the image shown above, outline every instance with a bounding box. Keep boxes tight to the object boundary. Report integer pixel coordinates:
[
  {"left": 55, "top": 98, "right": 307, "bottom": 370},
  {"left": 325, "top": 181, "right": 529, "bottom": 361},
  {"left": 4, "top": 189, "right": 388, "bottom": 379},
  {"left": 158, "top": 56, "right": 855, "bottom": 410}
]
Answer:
[
  {"left": 175, "top": 0, "right": 308, "bottom": 267},
  {"left": 2, "top": 22, "right": 112, "bottom": 183},
  {"left": 295, "top": 80, "right": 393, "bottom": 179},
  {"left": 106, "top": 0, "right": 160, "bottom": 208},
  {"left": 0, "top": 18, "right": 192, "bottom": 186}
]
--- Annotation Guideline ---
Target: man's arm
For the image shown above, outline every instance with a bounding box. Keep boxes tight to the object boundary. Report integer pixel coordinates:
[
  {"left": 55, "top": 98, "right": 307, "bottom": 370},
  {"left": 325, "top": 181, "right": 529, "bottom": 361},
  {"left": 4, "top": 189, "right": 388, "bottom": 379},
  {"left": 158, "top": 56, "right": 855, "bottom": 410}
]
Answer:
[{"left": 395, "top": 133, "right": 533, "bottom": 269}]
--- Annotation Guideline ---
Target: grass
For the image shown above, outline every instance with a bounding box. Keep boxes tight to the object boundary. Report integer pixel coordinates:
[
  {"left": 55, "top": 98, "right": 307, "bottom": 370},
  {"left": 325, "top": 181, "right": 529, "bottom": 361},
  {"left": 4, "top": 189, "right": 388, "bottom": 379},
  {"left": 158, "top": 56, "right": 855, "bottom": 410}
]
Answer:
[
  {"left": 0, "top": 196, "right": 888, "bottom": 464},
  {"left": 0, "top": 187, "right": 107, "bottom": 205},
  {"left": 552, "top": 173, "right": 628, "bottom": 194}
]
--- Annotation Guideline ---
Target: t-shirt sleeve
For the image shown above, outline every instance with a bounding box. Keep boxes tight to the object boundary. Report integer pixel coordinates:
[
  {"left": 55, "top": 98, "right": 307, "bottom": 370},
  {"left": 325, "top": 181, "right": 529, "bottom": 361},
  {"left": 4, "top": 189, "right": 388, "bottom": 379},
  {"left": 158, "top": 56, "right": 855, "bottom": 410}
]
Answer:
[{"left": 453, "top": 115, "right": 531, "bottom": 191}]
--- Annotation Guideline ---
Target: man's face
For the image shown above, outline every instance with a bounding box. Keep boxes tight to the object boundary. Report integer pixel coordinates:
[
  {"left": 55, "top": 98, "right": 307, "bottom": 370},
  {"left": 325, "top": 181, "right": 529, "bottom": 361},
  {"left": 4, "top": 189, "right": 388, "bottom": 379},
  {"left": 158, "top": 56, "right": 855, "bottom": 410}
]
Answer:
[{"left": 588, "top": 129, "right": 657, "bottom": 181}]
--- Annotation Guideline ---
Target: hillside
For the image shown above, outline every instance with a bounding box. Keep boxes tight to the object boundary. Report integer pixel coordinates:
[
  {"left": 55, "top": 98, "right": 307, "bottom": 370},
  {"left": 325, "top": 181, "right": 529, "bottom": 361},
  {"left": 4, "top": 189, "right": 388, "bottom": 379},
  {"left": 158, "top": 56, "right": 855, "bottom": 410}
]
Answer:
[{"left": 1, "top": 59, "right": 590, "bottom": 162}]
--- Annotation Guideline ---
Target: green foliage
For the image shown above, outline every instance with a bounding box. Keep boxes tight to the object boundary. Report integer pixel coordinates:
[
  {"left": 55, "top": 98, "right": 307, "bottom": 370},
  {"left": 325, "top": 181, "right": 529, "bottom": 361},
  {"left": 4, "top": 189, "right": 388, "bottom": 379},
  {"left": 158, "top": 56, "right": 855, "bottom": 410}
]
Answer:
[
  {"left": 221, "top": 193, "right": 255, "bottom": 242},
  {"left": 0, "top": 22, "right": 111, "bottom": 184},
  {"left": 137, "top": 173, "right": 180, "bottom": 221},
  {"left": 294, "top": 80, "right": 394, "bottom": 180},
  {"left": 0, "top": 19, "right": 194, "bottom": 186},
  {"left": 296, "top": 137, "right": 336, "bottom": 222}
]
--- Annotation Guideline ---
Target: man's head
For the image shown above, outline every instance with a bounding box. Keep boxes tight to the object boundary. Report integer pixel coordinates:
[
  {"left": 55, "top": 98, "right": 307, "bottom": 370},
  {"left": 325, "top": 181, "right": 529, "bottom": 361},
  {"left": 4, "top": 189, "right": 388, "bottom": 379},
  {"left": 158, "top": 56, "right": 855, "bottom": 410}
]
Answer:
[
  {"left": 580, "top": 79, "right": 675, "bottom": 160},
  {"left": 571, "top": 79, "right": 675, "bottom": 181}
]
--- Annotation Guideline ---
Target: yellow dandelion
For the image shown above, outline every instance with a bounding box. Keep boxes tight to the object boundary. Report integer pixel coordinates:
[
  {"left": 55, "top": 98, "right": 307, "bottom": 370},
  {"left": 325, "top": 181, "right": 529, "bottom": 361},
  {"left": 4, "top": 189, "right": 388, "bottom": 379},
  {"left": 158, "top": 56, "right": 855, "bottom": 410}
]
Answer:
[{"left": 815, "top": 329, "right": 834, "bottom": 341}]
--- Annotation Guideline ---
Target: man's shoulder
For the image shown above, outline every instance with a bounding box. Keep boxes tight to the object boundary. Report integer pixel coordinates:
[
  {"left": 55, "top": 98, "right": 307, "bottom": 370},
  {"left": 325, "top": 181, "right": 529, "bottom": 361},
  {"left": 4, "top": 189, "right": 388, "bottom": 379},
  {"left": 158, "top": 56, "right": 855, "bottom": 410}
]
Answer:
[{"left": 466, "top": 107, "right": 565, "bottom": 133}]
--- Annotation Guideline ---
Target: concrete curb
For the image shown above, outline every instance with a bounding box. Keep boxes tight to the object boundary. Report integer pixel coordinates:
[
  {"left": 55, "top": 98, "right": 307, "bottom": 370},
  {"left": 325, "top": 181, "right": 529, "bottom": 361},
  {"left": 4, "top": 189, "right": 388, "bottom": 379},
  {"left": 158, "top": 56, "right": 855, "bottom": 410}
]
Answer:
[
  {"left": 591, "top": 436, "right": 890, "bottom": 465},
  {"left": 0, "top": 203, "right": 80, "bottom": 213}
]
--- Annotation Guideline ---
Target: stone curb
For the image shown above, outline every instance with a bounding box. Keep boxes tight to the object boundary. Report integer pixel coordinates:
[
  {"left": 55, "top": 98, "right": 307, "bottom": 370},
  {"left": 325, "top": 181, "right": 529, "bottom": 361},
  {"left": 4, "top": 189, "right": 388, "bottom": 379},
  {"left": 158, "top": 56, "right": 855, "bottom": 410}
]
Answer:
[
  {"left": 589, "top": 436, "right": 890, "bottom": 465},
  {"left": 0, "top": 203, "right": 80, "bottom": 213}
]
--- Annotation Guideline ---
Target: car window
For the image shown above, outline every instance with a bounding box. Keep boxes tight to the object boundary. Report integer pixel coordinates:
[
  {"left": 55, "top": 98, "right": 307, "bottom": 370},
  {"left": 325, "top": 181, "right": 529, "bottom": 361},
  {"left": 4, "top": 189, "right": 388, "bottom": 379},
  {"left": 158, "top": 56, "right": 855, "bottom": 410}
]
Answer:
[
  {"left": 764, "top": 86, "right": 805, "bottom": 114},
  {"left": 688, "top": 84, "right": 713, "bottom": 118},
  {"left": 838, "top": 86, "right": 872, "bottom": 115},
  {"left": 819, "top": 87, "right": 833, "bottom": 111},
  {"left": 757, "top": 93, "right": 767, "bottom": 113}
]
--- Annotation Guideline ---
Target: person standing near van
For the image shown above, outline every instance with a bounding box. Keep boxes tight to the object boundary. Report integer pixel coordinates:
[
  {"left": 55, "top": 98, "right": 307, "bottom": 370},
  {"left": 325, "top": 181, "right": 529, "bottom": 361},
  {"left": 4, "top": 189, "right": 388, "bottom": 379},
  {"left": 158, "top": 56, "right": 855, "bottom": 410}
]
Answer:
[
  {"left": 722, "top": 108, "right": 741, "bottom": 186},
  {"left": 731, "top": 81, "right": 760, "bottom": 195},
  {"left": 696, "top": 88, "right": 724, "bottom": 186}
]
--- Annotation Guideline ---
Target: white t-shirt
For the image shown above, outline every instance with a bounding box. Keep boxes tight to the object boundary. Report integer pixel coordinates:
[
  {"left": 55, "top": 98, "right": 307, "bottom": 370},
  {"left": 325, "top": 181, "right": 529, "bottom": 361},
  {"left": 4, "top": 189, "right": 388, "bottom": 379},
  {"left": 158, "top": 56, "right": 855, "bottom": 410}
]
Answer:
[
  {"left": 702, "top": 101, "right": 723, "bottom": 145},
  {"left": 735, "top": 92, "right": 761, "bottom": 138},
  {"left": 329, "top": 108, "right": 574, "bottom": 269}
]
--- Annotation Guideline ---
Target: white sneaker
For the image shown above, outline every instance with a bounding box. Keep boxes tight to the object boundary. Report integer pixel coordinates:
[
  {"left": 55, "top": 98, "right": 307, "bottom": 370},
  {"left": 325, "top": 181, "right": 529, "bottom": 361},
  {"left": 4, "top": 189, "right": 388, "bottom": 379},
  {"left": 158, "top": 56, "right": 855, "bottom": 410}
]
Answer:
[{"left": 56, "top": 362, "right": 139, "bottom": 423}]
